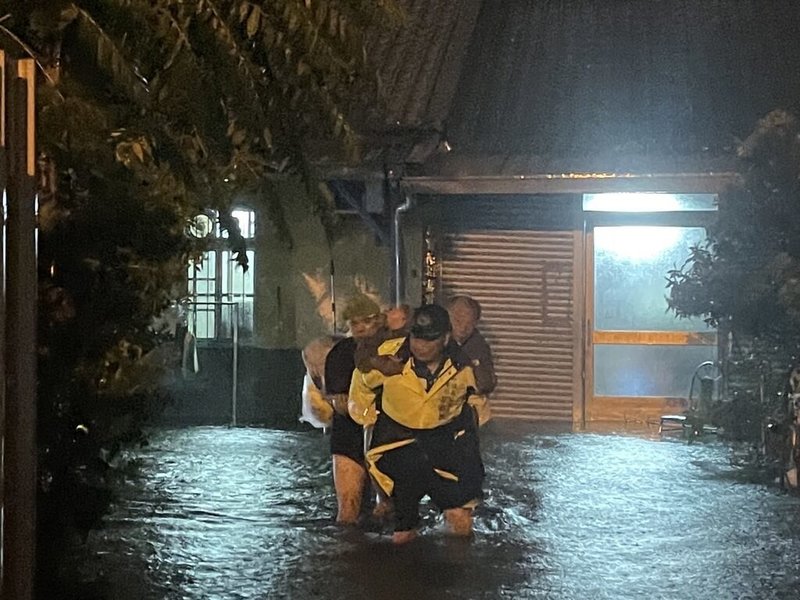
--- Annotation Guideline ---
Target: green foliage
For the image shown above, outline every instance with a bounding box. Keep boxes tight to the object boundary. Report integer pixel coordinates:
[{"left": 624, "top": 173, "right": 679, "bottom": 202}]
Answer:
[
  {"left": 3, "top": 0, "right": 403, "bottom": 240},
  {"left": 667, "top": 110, "right": 800, "bottom": 437},
  {"left": 0, "top": 0, "right": 400, "bottom": 585},
  {"left": 668, "top": 111, "right": 800, "bottom": 341}
]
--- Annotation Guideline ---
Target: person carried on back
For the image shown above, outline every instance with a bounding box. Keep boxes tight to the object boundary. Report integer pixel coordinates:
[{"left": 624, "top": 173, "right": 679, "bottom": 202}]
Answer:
[{"left": 447, "top": 295, "right": 497, "bottom": 396}]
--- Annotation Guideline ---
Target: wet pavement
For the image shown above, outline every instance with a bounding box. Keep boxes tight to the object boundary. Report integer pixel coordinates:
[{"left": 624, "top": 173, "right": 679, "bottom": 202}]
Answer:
[{"left": 73, "top": 422, "right": 800, "bottom": 599}]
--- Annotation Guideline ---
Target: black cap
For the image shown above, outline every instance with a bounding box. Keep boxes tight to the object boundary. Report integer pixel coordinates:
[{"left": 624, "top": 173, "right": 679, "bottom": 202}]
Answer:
[{"left": 410, "top": 304, "right": 451, "bottom": 340}]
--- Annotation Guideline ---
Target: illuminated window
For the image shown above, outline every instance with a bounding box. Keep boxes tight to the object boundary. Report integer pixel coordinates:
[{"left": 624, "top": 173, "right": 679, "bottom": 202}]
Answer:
[
  {"left": 224, "top": 208, "right": 256, "bottom": 239},
  {"left": 187, "top": 208, "right": 255, "bottom": 340}
]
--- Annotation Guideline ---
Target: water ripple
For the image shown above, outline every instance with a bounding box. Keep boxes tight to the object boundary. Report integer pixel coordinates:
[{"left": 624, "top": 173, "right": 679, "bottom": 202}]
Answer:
[{"left": 72, "top": 424, "right": 800, "bottom": 599}]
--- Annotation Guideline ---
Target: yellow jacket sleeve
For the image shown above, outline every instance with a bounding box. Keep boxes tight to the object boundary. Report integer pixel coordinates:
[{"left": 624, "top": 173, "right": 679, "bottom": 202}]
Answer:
[{"left": 347, "top": 336, "right": 405, "bottom": 426}]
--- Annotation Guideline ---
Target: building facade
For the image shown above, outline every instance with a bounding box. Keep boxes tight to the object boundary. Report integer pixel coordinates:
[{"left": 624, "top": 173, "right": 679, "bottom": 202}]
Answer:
[{"left": 169, "top": 0, "right": 800, "bottom": 427}]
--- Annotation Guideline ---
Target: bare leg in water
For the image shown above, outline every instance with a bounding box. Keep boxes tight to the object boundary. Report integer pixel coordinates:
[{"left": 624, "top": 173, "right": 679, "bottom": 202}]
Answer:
[
  {"left": 443, "top": 507, "right": 473, "bottom": 536},
  {"left": 392, "top": 529, "right": 418, "bottom": 544},
  {"left": 372, "top": 488, "right": 394, "bottom": 521},
  {"left": 333, "top": 454, "right": 366, "bottom": 524}
]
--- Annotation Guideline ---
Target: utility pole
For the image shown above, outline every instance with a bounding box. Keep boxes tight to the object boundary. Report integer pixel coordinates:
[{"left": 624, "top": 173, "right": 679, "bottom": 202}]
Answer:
[
  {"left": 3, "top": 55, "right": 37, "bottom": 600},
  {"left": 0, "top": 49, "right": 6, "bottom": 600}
]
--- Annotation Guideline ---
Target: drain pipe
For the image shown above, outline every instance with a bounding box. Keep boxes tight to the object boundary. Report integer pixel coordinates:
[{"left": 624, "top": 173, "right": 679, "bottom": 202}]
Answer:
[{"left": 393, "top": 193, "right": 413, "bottom": 305}]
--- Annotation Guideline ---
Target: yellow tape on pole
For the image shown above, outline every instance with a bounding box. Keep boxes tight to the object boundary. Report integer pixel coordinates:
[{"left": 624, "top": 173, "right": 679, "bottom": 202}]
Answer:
[
  {"left": 0, "top": 50, "right": 5, "bottom": 148},
  {"left": 16, "top": 60, "right": 34, "bottom": 176}
]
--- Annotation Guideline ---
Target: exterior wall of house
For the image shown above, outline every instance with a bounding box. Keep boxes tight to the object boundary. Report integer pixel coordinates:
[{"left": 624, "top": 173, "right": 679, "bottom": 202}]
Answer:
[
  {"left": 412, "top": 195, "right": 585, "bottom": 423},
  {"left": 163, "top": 180, "right": 393, "bottom": 428},
  {"left": 255, "top": 180, "right": 392, "bottom": 349},
  {"left": 400, "top": 213, "right": 425, "bottom": 308},
  {"left": 409, "top": 190, "right": 729, "bottom": 427}
]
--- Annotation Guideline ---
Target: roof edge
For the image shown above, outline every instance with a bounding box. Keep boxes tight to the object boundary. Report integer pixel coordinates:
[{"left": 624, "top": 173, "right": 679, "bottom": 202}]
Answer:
[{"left": 402, "top": 171, "right": 740, "bottom": 195}]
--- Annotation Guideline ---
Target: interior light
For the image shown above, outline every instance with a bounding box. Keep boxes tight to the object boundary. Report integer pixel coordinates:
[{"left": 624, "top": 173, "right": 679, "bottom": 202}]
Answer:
[
  {"left": 596, "top": 226, "right": 683, "bottom": 261},
  {"left": 583, "top": 193, "right": 681, "bottom": 212}
]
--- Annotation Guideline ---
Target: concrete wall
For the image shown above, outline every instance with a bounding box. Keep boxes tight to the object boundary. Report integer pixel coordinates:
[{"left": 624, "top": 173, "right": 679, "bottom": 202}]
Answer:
[
  {"left": 161, "top": 180, "right": 400, "bottom": 427},
  {"left": 253, "top": 180, "right": 393, "bottom": 349},
  {"left": 402, "top": 210, "right": 425, "bottom": 307},
  {"left": 159, "top": 346, "right": 307, "bottom": 428}
]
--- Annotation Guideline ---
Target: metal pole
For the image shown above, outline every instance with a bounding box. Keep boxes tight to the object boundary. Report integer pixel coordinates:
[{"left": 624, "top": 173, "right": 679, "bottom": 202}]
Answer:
[
  {"left": 3, "top": 58, "right": 37, "bottom": 600},
  {"left": 0, "top": 50, "right": 8, "bottom": 595},
  {"left": 231, "top": 303, "right": 238, "bottom": 426},
  {"left": 0, "top": 49, "right": 7, "bottom": 591},
  {"left": 393, "top": 194, "right": 412, "bottom": 305},
  {"left": 329, "top": 259, "right": 336, "bottom": 333}
]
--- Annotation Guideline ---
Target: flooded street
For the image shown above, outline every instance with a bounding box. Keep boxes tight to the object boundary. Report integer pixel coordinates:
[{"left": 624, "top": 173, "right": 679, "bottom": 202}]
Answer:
[{"left": 74, "top": 423, "right": 800, "bottom": 599}]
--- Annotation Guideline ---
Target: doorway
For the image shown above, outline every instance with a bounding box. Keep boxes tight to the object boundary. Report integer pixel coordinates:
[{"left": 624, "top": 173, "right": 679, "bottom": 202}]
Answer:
[{"left": 584, "top": 194, "right": 718, "bottom": 423}]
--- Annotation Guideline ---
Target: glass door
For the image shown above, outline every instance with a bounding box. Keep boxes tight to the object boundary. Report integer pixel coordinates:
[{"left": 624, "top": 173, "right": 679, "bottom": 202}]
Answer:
[{"left": 584, "top": 193, "right": 719, "bottom": 422}]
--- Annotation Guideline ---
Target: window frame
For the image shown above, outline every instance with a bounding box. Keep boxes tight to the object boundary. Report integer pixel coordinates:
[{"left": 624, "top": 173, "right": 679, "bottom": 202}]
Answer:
[{"left": 187, "top": 207, "right": 256, "bottom": 342}]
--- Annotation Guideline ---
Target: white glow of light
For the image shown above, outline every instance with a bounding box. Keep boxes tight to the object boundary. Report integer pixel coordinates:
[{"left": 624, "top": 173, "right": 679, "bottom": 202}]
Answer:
[
  {"left": 231, "top": 209, "right": 255, "bottom": 238},
  {"left": 596, "top": 226, "right": 683, "bottom": 261},
  {"left": 584, "top": 193, "right": 681, "bottom": 212}
]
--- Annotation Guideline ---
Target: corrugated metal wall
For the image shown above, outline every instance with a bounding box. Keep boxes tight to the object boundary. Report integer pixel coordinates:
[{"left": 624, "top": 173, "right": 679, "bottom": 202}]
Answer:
[
  {"left": 425, "top": 195, "right": 582, "bottom": 421},
  {"left": 440, "top": 230, "right": 578, "bottom": 420},
  {"left": 417, "top": 194, "right": 583, "bottom": 422}
]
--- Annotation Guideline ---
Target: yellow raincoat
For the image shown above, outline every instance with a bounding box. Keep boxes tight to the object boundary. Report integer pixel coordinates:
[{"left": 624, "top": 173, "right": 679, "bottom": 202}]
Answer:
[
  {"left": 347, "top": 335, "right": 407, "bottom": 426},
  {"left": 351, "top": 354, "right": 489, "bottom": 497},
  {"left": 349, "top": 352, "right": 490, "bottom": 429}
]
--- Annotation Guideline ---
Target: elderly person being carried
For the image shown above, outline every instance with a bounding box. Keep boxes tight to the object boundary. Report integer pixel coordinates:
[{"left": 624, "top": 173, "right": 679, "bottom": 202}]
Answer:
[
  {"left": 350, "top": 304, "right": 490, "bottom": 544},
  {"left": 446, "top": 295, "right": 497, "bottom": 396}
]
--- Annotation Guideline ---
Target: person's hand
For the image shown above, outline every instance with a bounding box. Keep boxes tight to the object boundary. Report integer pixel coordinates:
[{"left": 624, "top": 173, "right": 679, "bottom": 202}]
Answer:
[
  {"left": 385, "top": 306, "right": 409, "bottom": 331},
  {"left": 371, "top": 355, "right": 404, "bottom": 376},
  {"left": 328, "top": 393, "right": 349, "bottom": 415}
]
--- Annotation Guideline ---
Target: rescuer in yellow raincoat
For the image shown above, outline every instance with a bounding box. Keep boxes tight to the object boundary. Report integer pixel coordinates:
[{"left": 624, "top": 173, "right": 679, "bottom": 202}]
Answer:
[{"left": 349, "top": 303, "right": 490, "bottom": 543}]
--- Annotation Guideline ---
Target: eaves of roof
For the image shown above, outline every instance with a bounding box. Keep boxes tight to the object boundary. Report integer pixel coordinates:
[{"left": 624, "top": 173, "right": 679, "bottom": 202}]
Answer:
[{"left": 403, "top": 151, "right": 740, "bottom": 194}]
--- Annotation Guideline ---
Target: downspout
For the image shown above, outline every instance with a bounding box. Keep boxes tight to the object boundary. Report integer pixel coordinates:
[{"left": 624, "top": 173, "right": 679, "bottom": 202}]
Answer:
[{"left": 393, "top": 193, "right": 413, "bottom": 305}]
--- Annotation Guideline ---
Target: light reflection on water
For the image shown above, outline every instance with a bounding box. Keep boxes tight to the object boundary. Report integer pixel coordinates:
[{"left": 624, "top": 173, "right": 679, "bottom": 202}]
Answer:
[{"left": 79, "top": 424, "right": 800, "bottom": 599}]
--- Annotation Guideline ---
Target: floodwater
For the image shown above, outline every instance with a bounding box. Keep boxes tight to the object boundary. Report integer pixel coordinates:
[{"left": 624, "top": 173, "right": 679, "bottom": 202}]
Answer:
[{"left": 72, "top": 423, "right": 800, "bottom": 599}]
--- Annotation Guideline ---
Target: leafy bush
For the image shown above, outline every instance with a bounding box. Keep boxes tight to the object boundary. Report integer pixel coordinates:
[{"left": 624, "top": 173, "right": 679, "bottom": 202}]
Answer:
[
  {"left": 667, "top": 110, "right": 800, "bottom": 439},
  {"left": 0, "top": 0, "right": 401, "bottom": 590}
]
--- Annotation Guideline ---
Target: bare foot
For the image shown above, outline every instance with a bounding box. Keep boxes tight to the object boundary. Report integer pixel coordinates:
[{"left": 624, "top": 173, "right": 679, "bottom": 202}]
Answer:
[{"left": 392, "top": 530, "right": 418, "bottom": 545}]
